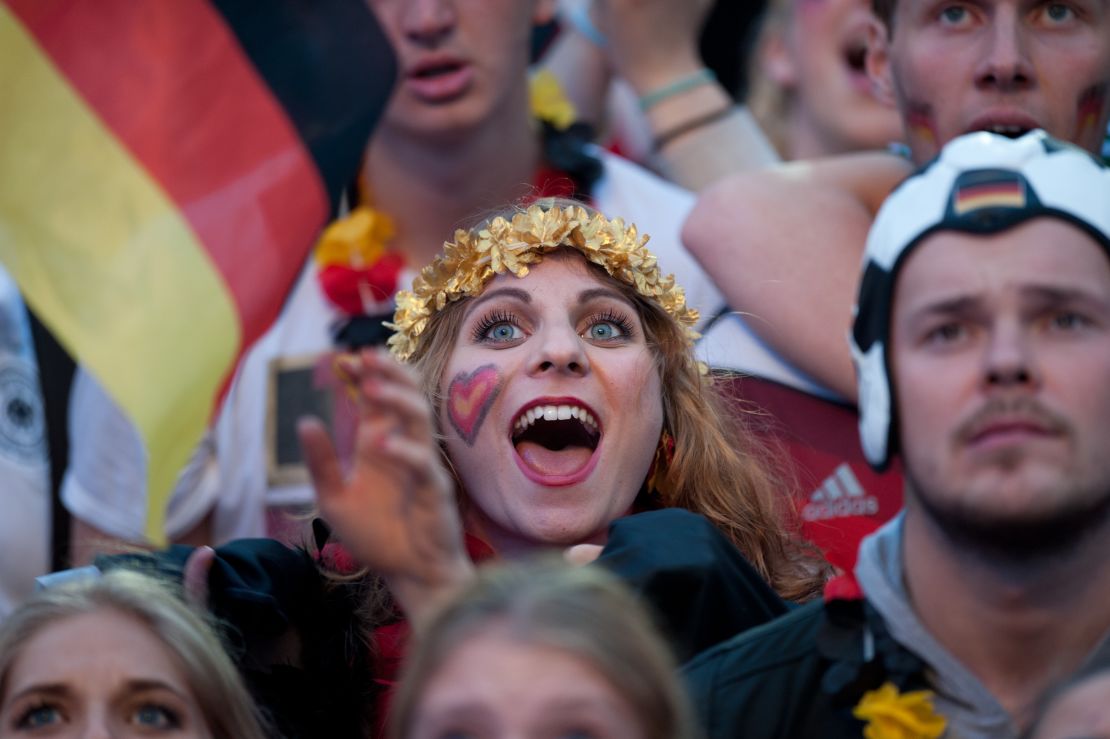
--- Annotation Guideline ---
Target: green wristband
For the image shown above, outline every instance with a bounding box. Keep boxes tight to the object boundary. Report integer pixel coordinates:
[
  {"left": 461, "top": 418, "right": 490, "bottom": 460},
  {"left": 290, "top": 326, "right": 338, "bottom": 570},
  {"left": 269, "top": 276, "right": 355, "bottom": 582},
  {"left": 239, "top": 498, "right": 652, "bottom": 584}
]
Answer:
[{"left": 638, "top": 68, "right": 716, "bottom": 111}]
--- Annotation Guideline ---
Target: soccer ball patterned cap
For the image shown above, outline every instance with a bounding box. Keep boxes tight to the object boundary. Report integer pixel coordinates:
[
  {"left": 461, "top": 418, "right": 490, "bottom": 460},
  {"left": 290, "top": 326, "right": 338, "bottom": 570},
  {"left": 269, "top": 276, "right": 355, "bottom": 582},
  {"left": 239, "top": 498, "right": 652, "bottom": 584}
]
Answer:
[{"left": 851, "top": 130, "right": 1110, "bottom": 470}]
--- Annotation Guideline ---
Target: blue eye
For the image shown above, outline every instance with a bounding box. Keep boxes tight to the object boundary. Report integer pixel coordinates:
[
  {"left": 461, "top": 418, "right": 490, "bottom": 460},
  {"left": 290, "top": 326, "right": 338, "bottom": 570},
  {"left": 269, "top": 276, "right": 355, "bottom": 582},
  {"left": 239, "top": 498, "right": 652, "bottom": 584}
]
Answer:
[
  {"left": 131, "top": 703, "right": 180, "bottom": 729},
  {"left": 938, "top": 4, "right": 970, "bottom": 24},
  {"left": 1048, "top": 311, "right": 1091, "bottom": 331},
  {"left": 587, "top": 322, "right": 621, "bottom": 340},
  {"left": 484, "top": 322, "right": 522, "bottom": 342},
  {"left": 473, "top": 310, "right": 524, "bottom": 344},
  {"left": 17, "top": 703, "right": 63, "bottom": 729},
  {"left": 1045, "top": 2, "right": 1075, "bottom": 21},
  {"left": 582, "top": 309, "right": 634, "bottom": 342}
]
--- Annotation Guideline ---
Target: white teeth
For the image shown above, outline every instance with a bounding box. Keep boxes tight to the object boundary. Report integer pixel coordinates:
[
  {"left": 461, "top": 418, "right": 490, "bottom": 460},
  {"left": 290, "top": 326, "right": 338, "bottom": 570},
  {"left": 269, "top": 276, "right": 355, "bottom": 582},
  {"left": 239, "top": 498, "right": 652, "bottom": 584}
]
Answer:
[{"left": 512, "top": 404, "right": 600, "bottom": 435}]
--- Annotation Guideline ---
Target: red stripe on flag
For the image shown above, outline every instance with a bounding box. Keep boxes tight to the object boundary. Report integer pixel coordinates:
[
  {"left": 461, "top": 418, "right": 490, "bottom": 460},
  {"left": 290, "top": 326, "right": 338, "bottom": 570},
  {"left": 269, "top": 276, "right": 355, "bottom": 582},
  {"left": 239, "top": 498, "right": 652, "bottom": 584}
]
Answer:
[{"left": 8, "top": 0, "right": 328, "bottom": 357}]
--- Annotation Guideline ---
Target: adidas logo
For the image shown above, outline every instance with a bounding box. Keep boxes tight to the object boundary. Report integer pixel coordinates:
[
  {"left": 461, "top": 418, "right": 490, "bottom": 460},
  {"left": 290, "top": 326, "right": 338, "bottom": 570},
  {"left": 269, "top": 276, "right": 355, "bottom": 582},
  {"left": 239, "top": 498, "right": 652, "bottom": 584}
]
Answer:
[{"left": 802, "top": 464, "right": 880, "bottom": 521}]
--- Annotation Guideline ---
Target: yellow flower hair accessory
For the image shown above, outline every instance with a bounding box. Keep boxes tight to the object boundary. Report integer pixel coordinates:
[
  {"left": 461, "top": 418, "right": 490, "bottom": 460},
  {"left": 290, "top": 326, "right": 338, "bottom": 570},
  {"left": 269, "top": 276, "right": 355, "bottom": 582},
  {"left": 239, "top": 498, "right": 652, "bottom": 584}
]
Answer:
[
  {"left": 530, "top": 70, "right": 577, "bottom": 131},
  {"left": 387, "top": 203, "right": 699, "bottom": 361},
  {"left": 853, "top": 682, "right": 947, "bottom": 739}
]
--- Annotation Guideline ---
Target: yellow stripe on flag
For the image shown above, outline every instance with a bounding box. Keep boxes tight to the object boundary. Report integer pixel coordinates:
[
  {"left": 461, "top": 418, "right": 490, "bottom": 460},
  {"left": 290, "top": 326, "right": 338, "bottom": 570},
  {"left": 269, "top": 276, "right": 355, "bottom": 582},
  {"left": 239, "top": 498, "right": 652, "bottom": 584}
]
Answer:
[{"left": 0, "top": 6, "right": 241, "bottom": 542}]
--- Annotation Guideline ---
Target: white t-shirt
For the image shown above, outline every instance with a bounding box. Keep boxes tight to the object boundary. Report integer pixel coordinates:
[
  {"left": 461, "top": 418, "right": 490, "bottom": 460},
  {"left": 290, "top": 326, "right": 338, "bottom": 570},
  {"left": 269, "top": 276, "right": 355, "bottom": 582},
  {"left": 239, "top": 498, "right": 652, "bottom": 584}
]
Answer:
[
  {"left": 61, "top": 369, "right": 218, "bottom": 542},
  {"left": 0, "top": 266, "right": 50, "bottom": 619}
]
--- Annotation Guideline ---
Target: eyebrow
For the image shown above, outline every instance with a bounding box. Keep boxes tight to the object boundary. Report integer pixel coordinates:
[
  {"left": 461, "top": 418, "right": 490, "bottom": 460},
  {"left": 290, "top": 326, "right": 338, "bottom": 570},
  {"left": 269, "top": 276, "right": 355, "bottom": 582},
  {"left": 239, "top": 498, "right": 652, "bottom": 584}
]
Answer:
[
  {"left": 1019, "top": 284, "right": 1107, "bottom": 306},
  {"left": 578, "top": 287, "right": 636, "bottom": 307},
  {"left": 125, "top": 679, "right": 187, "bottom": 697},
  {"left": 9, "top": 683, "right": 70, "bottom": 702},
  {"left": 9, "top": 679, "right": 186, "bottom": 703},
  {"left": 909, "top": 285, "right": 1108, "bottom": 319},
  {"left": 462, "top": 287, "right": 532, "bottom": 319},
  {"left": 912, "top": 295, "right": 979, "bottom": 317}
]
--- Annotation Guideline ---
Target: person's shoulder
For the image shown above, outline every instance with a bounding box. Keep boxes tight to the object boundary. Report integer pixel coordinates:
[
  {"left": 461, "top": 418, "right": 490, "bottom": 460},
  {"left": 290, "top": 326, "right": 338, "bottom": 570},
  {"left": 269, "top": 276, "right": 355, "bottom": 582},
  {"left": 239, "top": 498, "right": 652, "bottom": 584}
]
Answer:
[
  {"left": 683, "top": 601, "right": 850, "bottom": 738},
  {"left": 684, "top": 598, "right": 825, "bottom": 683},
  {"left": 602, "top": 510, "right": 788, "bottom": 660}
]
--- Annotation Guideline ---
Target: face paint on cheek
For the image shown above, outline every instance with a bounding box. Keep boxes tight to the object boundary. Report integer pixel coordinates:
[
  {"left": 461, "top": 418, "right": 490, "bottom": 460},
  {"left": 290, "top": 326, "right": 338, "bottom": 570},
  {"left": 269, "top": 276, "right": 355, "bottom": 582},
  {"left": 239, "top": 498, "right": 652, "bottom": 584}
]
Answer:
[
  {"left": 904, "top": 100, "right": 938, "bottom": 148},
  {"left": 446, "top": 364, "right": 502, "bottom": 446},
  {"left": 1075, "top": 83, "right": 1109, "bottom": 142}
]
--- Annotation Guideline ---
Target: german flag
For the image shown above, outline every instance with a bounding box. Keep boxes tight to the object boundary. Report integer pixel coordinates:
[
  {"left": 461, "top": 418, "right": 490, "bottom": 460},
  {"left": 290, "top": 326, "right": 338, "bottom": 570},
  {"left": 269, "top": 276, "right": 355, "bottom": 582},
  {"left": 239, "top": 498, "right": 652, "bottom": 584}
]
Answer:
[
  {"left": 953, "top": 179, "right": 1027, "bottom": 215},
  {"left": 0, "top": 0, "right": 395, "bottom": 540}
]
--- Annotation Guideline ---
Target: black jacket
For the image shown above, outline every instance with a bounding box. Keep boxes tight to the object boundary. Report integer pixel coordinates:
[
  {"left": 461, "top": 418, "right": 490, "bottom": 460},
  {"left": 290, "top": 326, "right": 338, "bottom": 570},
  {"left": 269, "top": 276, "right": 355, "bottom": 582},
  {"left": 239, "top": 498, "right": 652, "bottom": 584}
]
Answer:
[
  {"left": 683, "top": 597, "right": 930, "bottom": 739},
  {"left": 100, "top": 508, "right": 786, "bottom": 739}
]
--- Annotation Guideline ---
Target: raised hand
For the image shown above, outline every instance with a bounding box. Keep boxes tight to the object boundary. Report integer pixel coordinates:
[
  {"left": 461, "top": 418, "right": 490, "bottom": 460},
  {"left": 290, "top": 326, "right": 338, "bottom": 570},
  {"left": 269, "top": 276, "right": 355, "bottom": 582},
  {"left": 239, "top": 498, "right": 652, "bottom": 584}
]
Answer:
[{"left": 298, "top": 348, "right": 474, "bottom": 624}]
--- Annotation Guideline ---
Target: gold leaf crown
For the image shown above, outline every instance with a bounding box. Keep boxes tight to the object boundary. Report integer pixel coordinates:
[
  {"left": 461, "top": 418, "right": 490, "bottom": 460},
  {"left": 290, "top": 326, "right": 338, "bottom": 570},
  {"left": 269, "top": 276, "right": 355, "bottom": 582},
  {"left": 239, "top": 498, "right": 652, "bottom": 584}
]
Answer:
[{"left": 387, "top": 203, "right": 700, "bottom": 362}]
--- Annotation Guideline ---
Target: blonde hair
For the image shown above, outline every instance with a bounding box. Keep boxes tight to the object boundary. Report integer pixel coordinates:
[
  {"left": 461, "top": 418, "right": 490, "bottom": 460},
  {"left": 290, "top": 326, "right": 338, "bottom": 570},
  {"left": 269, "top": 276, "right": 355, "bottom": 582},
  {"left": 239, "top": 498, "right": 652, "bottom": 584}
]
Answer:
[
  {"left": 406, "top": 200, "right": 826, "bottom": 601},
  {"left": 390, "top": 560, "right": 700, "bottom": 739},
  {"left": 0, "top": 570, "right": 270, "bottom": 739}
]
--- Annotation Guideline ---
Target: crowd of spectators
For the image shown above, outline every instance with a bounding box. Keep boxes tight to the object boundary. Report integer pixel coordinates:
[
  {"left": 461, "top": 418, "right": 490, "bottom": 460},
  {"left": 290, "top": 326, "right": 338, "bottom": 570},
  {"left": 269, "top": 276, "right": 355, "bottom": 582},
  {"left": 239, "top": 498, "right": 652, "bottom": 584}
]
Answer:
[{"left": 3, "top": 1, "right": 1109, "bottom": 737}]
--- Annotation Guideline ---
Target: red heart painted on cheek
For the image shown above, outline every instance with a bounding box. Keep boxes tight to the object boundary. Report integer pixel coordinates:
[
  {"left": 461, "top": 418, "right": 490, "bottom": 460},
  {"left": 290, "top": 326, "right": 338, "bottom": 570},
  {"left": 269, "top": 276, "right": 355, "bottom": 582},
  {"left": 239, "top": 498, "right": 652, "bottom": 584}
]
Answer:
[{"left": 447, "top": 364, "right": 501, "bottom": 446}]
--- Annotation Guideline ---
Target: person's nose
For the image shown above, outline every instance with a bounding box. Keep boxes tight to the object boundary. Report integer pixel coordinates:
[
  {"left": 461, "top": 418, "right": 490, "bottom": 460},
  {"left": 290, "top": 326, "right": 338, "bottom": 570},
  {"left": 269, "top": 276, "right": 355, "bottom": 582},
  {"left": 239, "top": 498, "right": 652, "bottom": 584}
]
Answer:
[
  {"left": 399, "top": 0, "right": 456, "bottom": 48},
  {"left": 973, "top": 8, "right": 1035, "bottom": 94},
  {"left": 981, "top": 319, "right": 1038, "bottom": 391},
  {"left": 527, "top": 322, "right": 590, "bottom": 378}
]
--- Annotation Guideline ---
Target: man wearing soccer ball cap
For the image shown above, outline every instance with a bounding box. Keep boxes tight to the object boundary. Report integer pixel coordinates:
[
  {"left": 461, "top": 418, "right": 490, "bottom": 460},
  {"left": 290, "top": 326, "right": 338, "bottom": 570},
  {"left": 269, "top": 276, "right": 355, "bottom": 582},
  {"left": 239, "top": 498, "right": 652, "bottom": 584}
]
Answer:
[{"left": 684, "top": 129, "right": 1110, "bottom": 739}]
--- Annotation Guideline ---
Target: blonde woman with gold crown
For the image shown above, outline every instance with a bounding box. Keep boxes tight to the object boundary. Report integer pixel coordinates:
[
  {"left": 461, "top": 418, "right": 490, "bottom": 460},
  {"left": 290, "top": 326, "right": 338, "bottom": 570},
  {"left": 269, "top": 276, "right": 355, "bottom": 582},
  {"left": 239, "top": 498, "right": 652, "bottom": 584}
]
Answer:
[{"left": 105, "top": 199, "right": 826, "bottom": 738}]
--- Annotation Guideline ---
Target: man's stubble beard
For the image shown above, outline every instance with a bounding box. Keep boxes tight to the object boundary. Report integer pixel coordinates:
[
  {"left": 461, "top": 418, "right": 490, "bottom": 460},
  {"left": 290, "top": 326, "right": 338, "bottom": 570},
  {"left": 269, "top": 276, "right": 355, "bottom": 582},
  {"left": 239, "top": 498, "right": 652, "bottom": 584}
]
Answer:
[{"left": 906, "top": 461, "right": 1110, "bottom": 564}]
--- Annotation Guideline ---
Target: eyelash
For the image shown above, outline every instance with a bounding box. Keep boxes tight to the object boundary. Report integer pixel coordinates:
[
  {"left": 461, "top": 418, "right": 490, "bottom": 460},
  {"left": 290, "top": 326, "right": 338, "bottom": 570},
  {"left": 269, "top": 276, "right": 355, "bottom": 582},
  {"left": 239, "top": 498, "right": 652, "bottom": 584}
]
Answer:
[
  {"left": 471, "top": 310, "right": 519, "bottom": 342},
  {"left": 585, "top": 309, "right": 635, "bottom": 339},
  {"left": 470, "top": 307, "right": 636, "bottom": 343},
  {"left": 131, "top": 702, "right": 183, "bottom": 729},
  {"left": 15, "top": 700, "right": 62, "bottom": 729}
]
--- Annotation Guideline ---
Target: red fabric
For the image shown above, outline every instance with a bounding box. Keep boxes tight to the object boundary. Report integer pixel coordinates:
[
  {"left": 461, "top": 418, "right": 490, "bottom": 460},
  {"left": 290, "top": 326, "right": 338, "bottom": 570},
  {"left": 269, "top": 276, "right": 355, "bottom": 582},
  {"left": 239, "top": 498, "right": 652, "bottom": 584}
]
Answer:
[
  {"left": 369, "top": 533, "right": 496, "bottom": 737},
  {"left": 9, "top": 0, "right": 327, "bottom": 372},
  {"left": 717, "top": 375, "right": 904, "bottom": 573},
  {"left": 823, "top": 571, "right": 864, "bottom": 603},
  {"left": 529, "top": 164, "right": 580, "bottom": 202},
  {"left": 318, "top": 164, "right": 588, "bottom": 317},
  {"left": 318, "top": 254, "right": 406, "bottom": 315}
]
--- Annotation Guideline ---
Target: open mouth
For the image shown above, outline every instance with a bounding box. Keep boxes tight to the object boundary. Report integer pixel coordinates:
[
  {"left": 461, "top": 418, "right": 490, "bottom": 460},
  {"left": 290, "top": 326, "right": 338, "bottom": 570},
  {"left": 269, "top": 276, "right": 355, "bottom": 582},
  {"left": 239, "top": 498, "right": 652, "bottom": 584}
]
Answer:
[
  {"left": 980, "top": 124, "right": 1031, "bottom": 138},
  {"left": 843, "top": 41, "right": 867, "bottom": 75},
  {"left": 511, "top": 403, "right": 601, "bottom": 483},
  {"left": 412, "top": 60, "right": 465, "bottom": 79}
]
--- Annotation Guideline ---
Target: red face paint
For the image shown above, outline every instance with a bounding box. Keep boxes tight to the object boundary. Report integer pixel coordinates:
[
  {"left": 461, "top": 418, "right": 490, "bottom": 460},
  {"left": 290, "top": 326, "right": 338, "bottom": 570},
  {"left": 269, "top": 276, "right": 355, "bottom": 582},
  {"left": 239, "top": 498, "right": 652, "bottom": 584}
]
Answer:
[
  {"left": 905, "top": 101, "right": 938, "bottom": 148},
  {"left": 447, "top": 364, "right": 501, "bottom": 446},
  {"left": 1076, "top": 84, "right": 1108, "bottom": 141}
]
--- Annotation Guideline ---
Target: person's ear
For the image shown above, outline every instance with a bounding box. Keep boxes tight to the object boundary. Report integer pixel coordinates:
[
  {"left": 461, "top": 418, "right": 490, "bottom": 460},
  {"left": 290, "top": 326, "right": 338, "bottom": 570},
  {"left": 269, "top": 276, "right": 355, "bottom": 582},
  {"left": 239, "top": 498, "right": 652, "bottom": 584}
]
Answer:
[
  {"left": 866, "top": 18, "right": 897, "bottom": 107},
  {"left": 533, "top": 0, "right": 557, "bottom": 27},
  {"left": 760, "top": 27, "right": 798, "bottom": 89}
]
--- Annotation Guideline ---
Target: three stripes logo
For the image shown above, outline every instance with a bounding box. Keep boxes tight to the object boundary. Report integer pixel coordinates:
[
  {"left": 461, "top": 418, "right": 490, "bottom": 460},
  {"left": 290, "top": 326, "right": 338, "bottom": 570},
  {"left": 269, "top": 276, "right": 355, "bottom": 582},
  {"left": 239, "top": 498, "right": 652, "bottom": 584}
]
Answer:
[{"left": 802, "top": 464, "right": 880, "bottom": 521}]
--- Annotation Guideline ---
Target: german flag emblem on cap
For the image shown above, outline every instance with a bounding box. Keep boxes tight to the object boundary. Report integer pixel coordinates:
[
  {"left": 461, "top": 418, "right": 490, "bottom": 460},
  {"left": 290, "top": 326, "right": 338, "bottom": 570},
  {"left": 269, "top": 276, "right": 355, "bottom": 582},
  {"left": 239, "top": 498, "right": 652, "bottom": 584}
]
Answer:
[{"left": 952, "top": 178, "right": 1027, "bottom": 214}]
